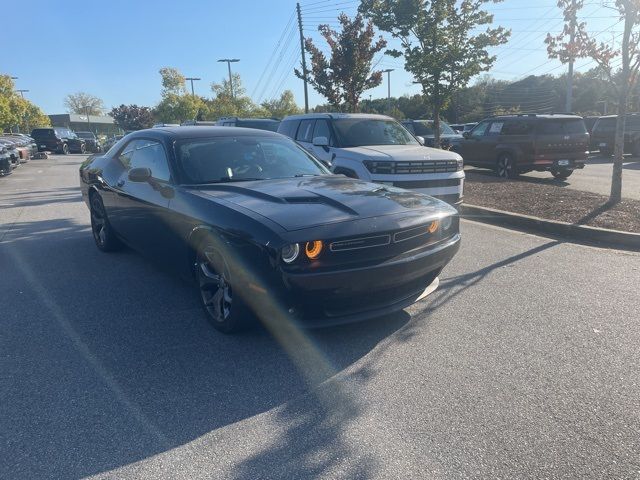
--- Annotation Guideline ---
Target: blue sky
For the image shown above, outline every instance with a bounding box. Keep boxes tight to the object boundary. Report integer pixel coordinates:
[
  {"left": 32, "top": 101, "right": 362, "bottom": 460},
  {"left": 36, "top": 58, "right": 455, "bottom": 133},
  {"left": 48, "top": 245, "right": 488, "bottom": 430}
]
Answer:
[{"left": 5, "top": 0, "right": 620, "bottom": 114}]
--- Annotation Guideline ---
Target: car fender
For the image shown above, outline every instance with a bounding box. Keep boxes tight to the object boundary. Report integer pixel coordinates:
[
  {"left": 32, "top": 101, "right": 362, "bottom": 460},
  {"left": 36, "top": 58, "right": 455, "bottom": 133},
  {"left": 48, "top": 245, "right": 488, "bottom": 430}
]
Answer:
[{"left": 330, "top": 157, "right": 372, "bottom": 180}]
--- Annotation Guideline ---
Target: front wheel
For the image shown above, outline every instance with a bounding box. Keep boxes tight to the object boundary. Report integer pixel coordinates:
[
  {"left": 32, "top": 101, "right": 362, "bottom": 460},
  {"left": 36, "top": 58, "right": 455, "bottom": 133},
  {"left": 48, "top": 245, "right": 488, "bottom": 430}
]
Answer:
[
  {"left": 496, "top": 153, "right": 518, "bottom": 179},
  {"left": 61, "top": 143, "right": 69, "bottom": 155},
  {"left": 80, "top": 144, "right": 86, "bottom": 154},
  {"left": 90, "top": 194, "right": 122, "bottom": 252},
  {"left": 196, "top": 244, "right": 250, "bottom": 333},
  {"left": 551, "top": 168, "right": 573, "bottom": 180}
]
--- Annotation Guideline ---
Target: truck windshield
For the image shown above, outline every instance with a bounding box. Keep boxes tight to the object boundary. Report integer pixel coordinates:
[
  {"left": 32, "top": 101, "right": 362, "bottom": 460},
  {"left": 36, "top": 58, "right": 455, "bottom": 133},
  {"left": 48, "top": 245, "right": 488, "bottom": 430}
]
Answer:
[{"left": 333, "top": 119, "right": 419, "bottom": 147}]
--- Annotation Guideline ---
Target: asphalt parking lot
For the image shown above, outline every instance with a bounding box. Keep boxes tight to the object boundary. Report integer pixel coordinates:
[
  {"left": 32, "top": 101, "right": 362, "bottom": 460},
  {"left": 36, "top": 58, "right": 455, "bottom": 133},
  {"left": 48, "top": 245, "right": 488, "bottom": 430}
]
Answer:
[{"left": 1, "top": 155, "right": 640, "bottom": 479}]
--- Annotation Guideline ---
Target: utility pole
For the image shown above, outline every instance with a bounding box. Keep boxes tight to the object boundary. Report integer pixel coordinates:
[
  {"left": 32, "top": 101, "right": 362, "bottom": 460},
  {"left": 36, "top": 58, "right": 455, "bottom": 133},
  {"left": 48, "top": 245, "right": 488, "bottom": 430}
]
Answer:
[
  {"left": 296, "top": 2, "right": 309, "bottom": 113},
  {"left": 565, "top": 0, "right": 577, "bottom": 112},
  {"left": 218, "top": 59, "right": 240, "bottom": 99},
  {"left": 82, "top": 105, "right": 92, "bottom": 133},
  {"left": 17, "top": 89, "right": 29, "bottom": 98},
  {"left": 185, "top": 77, "right": 201, "bottom": 96},
  {"left": 383, "top": 69, "right": 394, "bottom": 114}
]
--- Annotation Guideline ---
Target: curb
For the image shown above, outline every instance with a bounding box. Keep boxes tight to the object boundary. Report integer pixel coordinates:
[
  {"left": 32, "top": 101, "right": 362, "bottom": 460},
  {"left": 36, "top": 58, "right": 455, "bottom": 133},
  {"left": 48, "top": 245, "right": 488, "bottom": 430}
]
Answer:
[{"left": 459, "top": 203, "right": 640, "bottom": 252}]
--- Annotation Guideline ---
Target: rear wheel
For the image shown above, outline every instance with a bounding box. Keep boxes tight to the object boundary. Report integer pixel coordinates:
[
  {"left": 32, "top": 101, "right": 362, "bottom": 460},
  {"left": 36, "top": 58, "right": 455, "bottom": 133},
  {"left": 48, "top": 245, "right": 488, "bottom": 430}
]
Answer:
[
  {"left": 61, "top": 143, "right": 69, "bottom": 155},
  {"left": 80, "top": 144, "right": 86, "bottom": 154},
  {"left": 196, "top": 242, "right": 250, "bottom": 333},
  {"left": 90, "top": 194, "right": 122, "bottom": 252},
  {"left": 496, "top": 153, "right": 518, "bottom": 179},
  {"left": 551, "top": 168, "right": 573, "bottom": 180}
]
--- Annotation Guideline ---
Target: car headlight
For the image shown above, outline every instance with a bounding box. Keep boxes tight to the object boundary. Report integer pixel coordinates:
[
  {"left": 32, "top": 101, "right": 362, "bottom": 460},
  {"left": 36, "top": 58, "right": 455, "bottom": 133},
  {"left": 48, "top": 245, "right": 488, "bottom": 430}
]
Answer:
[
  {"left": 281, "top": 243, "right": 300, "bottom": 263},
  {"left": 441, "top": 215, "right": 453, "bottom": 231},
  {"left": 455, "top": 156, "right": 463, "bottom": 171}
]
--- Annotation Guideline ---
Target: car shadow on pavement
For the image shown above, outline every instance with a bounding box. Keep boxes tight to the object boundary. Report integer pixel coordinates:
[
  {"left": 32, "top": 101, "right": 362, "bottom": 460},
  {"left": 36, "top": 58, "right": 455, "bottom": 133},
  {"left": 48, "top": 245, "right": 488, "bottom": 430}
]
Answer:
[
  {"left": 465, "top": 168, "right": 570, "bottom": 187},
  {"left": 0, "top": 218, "right": 410, "bottom": 479}
]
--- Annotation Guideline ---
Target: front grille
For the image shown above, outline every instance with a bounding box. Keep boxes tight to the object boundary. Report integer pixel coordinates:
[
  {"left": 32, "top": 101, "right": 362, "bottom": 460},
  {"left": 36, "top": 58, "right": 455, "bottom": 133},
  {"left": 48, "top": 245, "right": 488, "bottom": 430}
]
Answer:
[
  {"left": 365, "top": 160, "right": 459, "bottom": 174},
  {"left": 390, "top": 178, "right": 461, "bottom": 189}
]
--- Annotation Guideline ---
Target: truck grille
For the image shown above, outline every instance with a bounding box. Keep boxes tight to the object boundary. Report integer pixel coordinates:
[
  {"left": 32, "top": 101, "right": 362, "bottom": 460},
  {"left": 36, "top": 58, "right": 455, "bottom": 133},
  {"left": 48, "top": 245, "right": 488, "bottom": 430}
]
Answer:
[{"left": 364, "top": 160, "right": 459, "bottom": 174}]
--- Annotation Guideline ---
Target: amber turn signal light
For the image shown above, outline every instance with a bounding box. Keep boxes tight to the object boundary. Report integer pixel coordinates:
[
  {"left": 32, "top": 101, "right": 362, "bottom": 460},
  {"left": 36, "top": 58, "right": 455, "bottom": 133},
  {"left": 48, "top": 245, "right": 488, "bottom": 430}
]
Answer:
[
  {"left": 305, "top": 240, "right": 323, "bottom": 259},
  {"left": 427, "top": 220, "right": 439, "bottom": 233}
]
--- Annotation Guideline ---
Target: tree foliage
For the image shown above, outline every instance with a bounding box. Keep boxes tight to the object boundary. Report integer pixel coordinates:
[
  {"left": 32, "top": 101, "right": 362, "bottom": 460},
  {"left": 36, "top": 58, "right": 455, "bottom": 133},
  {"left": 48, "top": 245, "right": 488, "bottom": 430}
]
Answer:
[
  {"left": 0, "top": 75, "right": 50, "bottom": 132},
  {"left": 260, "top": 90, "right": 302, "bottom": 118},
  {"left": 63, "top": 92, "right": 105, "bottom": 115},
  {"left": 546, "top": 0, "right": 640, "bottom": 203},
  {"left": 109, "top": 104, "right": 155, "bottom": 131},
  {"left": 295, "top": 13, "right": 387, "bottom": 112},
  {"left": 360, "top": 0, "right": 510, "bottom": 146},
  {"left": 159, "top": 67, "right": 186, "bottom": 95}
]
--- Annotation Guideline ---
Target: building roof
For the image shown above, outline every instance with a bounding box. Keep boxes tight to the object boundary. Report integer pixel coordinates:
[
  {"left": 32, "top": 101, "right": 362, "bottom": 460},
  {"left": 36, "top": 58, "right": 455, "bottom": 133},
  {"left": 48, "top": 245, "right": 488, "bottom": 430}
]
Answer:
[{"left": 49, "top": 114, "right": 115, "bottom": 125}]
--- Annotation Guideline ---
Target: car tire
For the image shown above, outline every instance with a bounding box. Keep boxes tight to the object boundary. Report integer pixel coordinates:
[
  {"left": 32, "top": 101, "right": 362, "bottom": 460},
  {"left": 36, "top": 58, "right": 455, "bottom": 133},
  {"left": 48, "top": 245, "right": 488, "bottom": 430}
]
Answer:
[
  {"left": 496, "top": 153, "right": 518, "bottom": 179},
  {"left": 61, "top": 143, "right": 69, "bottom": 155},
  {"left": 80, "top": 144, "right": 86, "bottom": 154},
  {"left": 551, "top": 168, "right": 573, "bottom": 180},
  {"left": 90, "top": 193, "right": 123, "bottom": 252},
  {"left": 195, "top": 241, "right": 250, "bottom": 334}
]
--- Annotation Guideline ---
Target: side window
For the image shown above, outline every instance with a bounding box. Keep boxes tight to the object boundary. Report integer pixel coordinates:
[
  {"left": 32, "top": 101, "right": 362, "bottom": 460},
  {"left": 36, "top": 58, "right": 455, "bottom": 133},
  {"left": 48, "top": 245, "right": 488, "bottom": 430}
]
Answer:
[
  {"left": 117, "top": 139, "right": 141, "bottom": 170},
  {"left": 312, "top": 119, "right": 332, "bottom": 144},
  {"left": 130, "top": 140, "right": 171, "bottom": 181},
  {"left": 296, "top": 119, "right": 315, "bottom": 143},
  {"left": 487, "top": 121, "right": 504, "bottom": 136},
  {"left": 502, "top": 120, "right": 531, "bottom": 135},
  {"left": 403, "top": 122, "right": 416, "bottom": 134},
  {"left": 471, "top": 121, "right": 490, "bottom": 137},
  {"left": 278, "top": 120, "right": 298, "bottom": 139}
]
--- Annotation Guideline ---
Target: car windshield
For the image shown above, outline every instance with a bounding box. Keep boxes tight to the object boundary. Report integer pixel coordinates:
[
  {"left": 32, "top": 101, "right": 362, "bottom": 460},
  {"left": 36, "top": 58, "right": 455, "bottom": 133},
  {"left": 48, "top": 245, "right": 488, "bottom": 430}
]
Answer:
[
  {"left": 332, "top": 118, "right": 419, "bottom": 147},
  {"left": 412, "top": 121, "right": 456, "bottom": 136},
  {"left": 31, "top": 129, "right": 55, "bottom": 138},
  {"left": 177, "top": 136, "right": 330, "bottom": 184},
  {"left": 76, "top": 132, "right": 94, "bottom": 139}
]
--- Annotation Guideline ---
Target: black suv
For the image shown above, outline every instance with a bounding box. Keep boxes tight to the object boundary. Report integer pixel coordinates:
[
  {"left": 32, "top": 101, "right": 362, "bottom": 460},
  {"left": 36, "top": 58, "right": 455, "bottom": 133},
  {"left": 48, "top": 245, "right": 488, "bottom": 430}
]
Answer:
[
  {"left": 401, "top": 119, "right": 463, "bottom": 149},
  {"left": 75, "top": 131, "right": 101, "bottom": 153},
  {"left": 31, "top": 127, "right": 86, "bottom": 154},
  {"left": 591, "top": 114, "right": 640, "bottom": 156},
  {"left": 455, "top": 114, "right": 589, "bottom": 179}
]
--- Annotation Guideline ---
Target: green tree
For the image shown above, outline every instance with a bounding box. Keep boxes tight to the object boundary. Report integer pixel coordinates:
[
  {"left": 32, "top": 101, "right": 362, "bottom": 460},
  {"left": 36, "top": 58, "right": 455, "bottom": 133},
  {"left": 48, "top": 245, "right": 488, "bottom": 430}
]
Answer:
[
  {"left": 109, "top": 104, "right": 155, "bottom": 131},
  {"left": 154, "top": 93, "right": 204, "bottom": 124},
  {"left": 261, "top": 90, "right": 302, "bottom": 118},
  {"left": 159, "top": 67, "right": 186, "bottom": 95},
  {"left": 0, "top": 75, "right": 50, "bottom": 132},
  {"left": 546, "top": 0, "right": 640, "bottom": 203},
  {"left": 360, "top": 0, "right": 510, "bottom": 147},
  {"left": 64, "top": 92, "right": 105, "bottom": 115},
  {"left": 295, "top": 13, "right": 387, "bottom": 112},
  {"left": 208, "top": 73, "right": 266, "bottom": 118}
]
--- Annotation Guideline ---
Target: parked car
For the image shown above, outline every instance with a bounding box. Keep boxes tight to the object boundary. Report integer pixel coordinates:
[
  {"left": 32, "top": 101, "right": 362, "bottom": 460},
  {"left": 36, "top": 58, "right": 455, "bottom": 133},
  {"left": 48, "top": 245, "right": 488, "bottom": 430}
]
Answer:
[
  {"left": 0, "top": 144, "right": 12, "bottom": 176},
  {"left": 0, "top": 139, "right": 21, "bottom": 168},
  {"left": 75, "top": 131, "right": 102, "bottom": 153},
  {"left": 278, "top": 113, "right": 465, "bottom": 205},
  {"left": 455, "top": 114, "right": 588, "bottom": 179},
  {"left": 7, "top": 134, "right": 38, "bottom": 158},
  {"left": 79, "top": 126, "right": 460, "bottom": 333},
  {"left": 213, "top": 117, "right": 281, "bottom": 132},
  {"left": 401, "top": 119, "right": 463, "bottom": 150},
  {"left": 31, "top": 127, "right": 86, "bottom": 154},
  {"left": 153, "top": 123, "right": 180, "bottom": 128},
  {"left": 0, "top": 136, "right": 30, "bottom": 163},
  {"left": 590, "top": 113, "right": 640, "bottom": 156},
  {"left": 103, "top": 135, "right": 124, "bottom": 151},
  {"left": 583, "top": 116, "right": 600, "bottom": 135},
  {"left": 450, "top": 123, "right": 477, "bottom": 134}
]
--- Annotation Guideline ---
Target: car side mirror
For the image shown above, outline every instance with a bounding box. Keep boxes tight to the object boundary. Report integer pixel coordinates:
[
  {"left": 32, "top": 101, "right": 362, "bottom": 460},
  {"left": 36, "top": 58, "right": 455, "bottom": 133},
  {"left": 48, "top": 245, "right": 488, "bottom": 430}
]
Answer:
[
  {"left": 128, "top": 167, "right": 152, "bottom": 182},
  {"left": 415, "top": 135, "right": 425, "bottom": 145},
  {"left": 312, "top": 136, "right": 329, "bottom": 147},
  {"left": 462, "top": 131, "right": 471, "bottom": 139}
]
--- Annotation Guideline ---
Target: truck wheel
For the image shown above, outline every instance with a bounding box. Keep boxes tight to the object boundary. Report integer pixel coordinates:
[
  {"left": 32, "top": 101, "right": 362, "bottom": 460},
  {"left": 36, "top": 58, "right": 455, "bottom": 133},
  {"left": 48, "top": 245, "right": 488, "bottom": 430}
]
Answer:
[
  {"left": 496, "top": 153, "right": 518, "bottom": 179},
  {"left": 551, "top": 168, "right": 573, "bottom": 180}
]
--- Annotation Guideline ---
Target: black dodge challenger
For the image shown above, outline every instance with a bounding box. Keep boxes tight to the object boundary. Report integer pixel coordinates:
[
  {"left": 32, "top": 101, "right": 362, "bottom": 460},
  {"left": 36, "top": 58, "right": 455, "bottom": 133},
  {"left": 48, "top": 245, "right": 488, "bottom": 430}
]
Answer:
[{"left": 80, "top": 127, "right": 460, "bottom": 333}]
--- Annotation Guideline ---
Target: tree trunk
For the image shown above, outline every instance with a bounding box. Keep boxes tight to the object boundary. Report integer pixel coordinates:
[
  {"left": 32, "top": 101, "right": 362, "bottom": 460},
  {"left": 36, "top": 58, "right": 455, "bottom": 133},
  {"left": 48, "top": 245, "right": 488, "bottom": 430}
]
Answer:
[
  {"left": 610, "top": 86, "right": 628, "bottom": 203},
  {"left": 433, "top": 101, "right": 441, "bottom": 149}
]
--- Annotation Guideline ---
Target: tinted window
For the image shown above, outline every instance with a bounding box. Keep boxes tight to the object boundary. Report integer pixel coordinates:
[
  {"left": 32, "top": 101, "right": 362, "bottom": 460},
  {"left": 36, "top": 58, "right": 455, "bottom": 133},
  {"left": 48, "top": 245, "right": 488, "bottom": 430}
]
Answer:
[
  {"left": 470, "top": 121, "right": 490, "bottom": 137},
  {"left": 625, "top": 115, "right": 640, "bottom": 129},
  {"left": 76, "top": 132, "right": 95, "bottom": 139},
  {"left": 594, "top": 117, "right": 616, "bottom": 133},
  {"left": 412, "top": 120, "right": 456, "bottom": 136},
  {"left": 502, "top": 120, "right": 533, "bottom": 135},
  {"left": 237, "top": 120, "right": 280, "bottom": 132},
  {"left": 130, "top": 140, "right": 171, "bottom": 181},
  {"left": 176, "top": 136, "right": 329, "bottom": 183},
  {"left": 278, "top": 119, "right": 299, "bottom": 139},
  {"left": 31, "top": 129, "right": 55, "bottom": 138},
  {"left": 117, "top": 139, "right": 141, "bottom": 169},
  {"left": 537, "top": 119, "right": 587, "bottom": 135},
  {"left": 312, "top": 119, "right": 332, "bottom": 143},
  {"left": 296, "top": 120, "right": 315, "bottom": 142},
  {"left": 332, "top": 118, "right": 418, "bottom": 147}
]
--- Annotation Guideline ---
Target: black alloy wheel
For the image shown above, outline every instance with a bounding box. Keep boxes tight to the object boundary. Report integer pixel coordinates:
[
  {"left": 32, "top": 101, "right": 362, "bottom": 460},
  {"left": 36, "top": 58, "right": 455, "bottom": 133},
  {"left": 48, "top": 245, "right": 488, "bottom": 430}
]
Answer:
[
  {"left": 196, "top": 244, "right": 247, "bottom": 333},
  {"left": 551, "top": 168, "right": 573, "bottom": 180},
  {"left": 496, "top": 153, "right": 517, "bottom": 179},
  {"left": 90, "top": 194, "right": 122, "bottom": 252}
]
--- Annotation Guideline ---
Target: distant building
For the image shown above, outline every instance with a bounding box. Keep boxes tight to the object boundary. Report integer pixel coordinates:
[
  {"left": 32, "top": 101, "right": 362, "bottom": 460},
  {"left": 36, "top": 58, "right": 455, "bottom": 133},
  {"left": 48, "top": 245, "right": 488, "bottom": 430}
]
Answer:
[{"left": 48, "top": 114, "right": 122, "bottom": 136}]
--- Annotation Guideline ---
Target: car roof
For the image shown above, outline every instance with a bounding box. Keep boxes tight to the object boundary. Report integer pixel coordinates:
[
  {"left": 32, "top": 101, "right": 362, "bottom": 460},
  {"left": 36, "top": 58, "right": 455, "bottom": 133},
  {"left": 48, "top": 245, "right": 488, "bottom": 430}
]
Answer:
[
  {"left": 132, "top": 126, "right": 284, "bottom": 140},
  {"left": 489, "top": 114, "right": 583, "bottom": 120},
  {"left": 282, "top": 112, "right": 394, "bottom": 121}
]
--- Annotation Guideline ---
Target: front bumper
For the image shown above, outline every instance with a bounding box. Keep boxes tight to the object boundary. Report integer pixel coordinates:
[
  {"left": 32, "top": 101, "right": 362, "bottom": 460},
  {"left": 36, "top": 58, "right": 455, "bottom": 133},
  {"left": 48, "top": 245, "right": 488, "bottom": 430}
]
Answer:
[{"left": 280, "top": 233, "right": 460, "bottom": 327}]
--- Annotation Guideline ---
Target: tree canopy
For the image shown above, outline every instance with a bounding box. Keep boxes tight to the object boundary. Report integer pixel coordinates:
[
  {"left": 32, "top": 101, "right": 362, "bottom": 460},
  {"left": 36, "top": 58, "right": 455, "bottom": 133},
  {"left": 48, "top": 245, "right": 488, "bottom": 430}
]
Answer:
[
  {"left": 109, "top": 104, "right": 155, "bottom": 131},
  {"left": 63, "top": 92, "right": 105, "bottom": 115},
  {"left": 296, "top": 13, "right": 387, "bottom": 112},
  {"left": 0, "top": 75, "right": 50, "bottom": 132}
]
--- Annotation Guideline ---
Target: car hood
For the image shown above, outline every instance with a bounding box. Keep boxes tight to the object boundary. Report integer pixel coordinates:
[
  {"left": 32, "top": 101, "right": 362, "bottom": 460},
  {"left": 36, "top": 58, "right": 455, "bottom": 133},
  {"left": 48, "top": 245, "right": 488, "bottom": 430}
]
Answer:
[
  {"left": 188, "top": 175, "right": 448, "bottom": 231},
  {"left": 340, "top": 144, "right": 460, "bottom": 160}
]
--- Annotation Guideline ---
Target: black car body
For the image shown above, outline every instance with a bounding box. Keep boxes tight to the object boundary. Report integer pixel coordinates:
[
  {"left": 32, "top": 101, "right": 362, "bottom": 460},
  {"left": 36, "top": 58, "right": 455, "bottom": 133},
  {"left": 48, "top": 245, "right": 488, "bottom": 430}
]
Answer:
[
  {"left": 455, "top": 114, "right": 588, "bottom": 179},
  {"left": 0, "top": 139, "right": 20, "bottom": 168},
  {"left": 75, "top": 131, "right": 102, "bottom": 153},
  {"left": 0, "top": 145, "right": 12, "bottom": 176},
  {"left": 590, "top": 114, "right": 640, "bottom": 156},
  {"left": 79, "top": 127, "right": 460, "bottom": 332},
  {"left": 401, "top": 119, "right": 464, "bottom": 150},
  {"left": 31, "top": 127, "right": 86, "bottom": 154}
]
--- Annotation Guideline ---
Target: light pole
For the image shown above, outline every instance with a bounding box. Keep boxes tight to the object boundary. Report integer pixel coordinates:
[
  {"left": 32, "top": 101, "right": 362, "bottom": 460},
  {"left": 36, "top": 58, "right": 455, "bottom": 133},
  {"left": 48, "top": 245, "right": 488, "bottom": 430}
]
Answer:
[
  {"left": 185, "top": 77, "right": 201, "bottom": 96},
  {"left": 217, "top": 59, "right": 240, "bottom": 99},
  {"left": 382, "top": 69, "right": 394, "bottom": 114},
  {"left": 16, "top": 89, "right": 29, "bottom": 98},
  {"left": 82, "top": 105, "right": 92, "bottom": 133}
]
